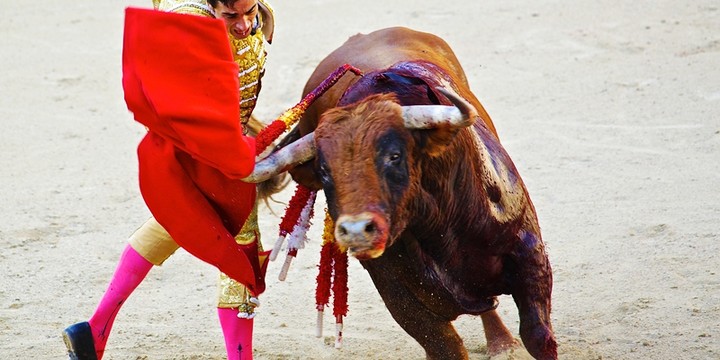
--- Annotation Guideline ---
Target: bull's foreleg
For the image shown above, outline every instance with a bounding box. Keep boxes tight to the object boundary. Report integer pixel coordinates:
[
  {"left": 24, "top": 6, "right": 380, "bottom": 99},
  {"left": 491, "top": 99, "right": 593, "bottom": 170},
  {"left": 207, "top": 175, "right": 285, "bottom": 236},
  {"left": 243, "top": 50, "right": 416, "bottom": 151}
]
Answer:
[
  {"left": 361, "top": 258, "right": 468, "bottom": 360},
  {"left": 480, "top": 309, "right": 524, "bottom": 356},
  {"left": 510, "top": 230, "right": 557, "bottom": 360}
]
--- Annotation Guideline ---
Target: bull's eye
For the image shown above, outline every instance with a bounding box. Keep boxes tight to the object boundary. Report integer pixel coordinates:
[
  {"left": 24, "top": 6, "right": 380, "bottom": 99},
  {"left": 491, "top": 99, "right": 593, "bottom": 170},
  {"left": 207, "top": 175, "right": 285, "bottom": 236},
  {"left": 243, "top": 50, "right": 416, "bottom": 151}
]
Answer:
[
  {"left": 317, "top": 155, "right": 332, "bottom": 185},
  {"left": 318, "top": 163, "right": 330, "bottom": 182},
  {"left": 319, "top": 162, "right": 327, "bottom": 175},
  {"left": 375, "top": 130, "right": 409, "bottom": 192},
  {"left": 386, "top": 152, "right": 401, "bottom": 166}
]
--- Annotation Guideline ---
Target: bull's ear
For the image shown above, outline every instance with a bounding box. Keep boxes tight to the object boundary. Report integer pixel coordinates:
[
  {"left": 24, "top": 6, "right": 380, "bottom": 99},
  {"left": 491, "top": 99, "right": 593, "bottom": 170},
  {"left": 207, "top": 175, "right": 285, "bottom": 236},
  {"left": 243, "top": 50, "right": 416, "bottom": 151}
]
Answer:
[
  {"left": 288, "top": 160, "right": 324, "bottom": 191},
  {"left": 417, "top": 124, "right": 467, "bottom": 157}
]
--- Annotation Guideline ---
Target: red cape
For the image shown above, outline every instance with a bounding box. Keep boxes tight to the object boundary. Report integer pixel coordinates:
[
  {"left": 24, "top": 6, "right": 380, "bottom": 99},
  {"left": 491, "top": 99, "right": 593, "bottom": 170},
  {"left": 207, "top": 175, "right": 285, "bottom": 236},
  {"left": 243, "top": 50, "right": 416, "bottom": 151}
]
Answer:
[{"left": 122, "top": 7, "right": 267, "bottom": 295}]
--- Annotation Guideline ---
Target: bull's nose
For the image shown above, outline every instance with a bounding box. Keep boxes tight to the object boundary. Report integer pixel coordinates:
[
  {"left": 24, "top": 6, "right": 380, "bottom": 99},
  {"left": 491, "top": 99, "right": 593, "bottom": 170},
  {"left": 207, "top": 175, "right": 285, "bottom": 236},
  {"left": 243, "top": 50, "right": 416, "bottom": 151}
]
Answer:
[
  {"left": 337, "top": 218, "right": 376, "bottom": 237},
  {"left": 334, "top": 212, "right": 388, "bottom": 250}
]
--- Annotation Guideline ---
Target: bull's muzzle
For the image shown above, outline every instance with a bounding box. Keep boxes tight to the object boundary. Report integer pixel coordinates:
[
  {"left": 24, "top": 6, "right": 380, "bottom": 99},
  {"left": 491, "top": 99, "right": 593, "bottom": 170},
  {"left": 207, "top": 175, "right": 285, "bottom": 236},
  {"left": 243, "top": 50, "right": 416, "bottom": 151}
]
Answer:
[{"left": 335, "top": 212, "right": 389, "bottom": 260}]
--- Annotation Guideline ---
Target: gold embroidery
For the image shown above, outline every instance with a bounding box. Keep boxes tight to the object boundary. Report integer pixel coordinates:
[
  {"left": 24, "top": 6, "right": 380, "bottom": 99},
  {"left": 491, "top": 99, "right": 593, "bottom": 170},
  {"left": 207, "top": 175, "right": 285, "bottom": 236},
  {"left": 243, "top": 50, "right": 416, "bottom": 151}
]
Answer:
[
  {"left": 217, "top": 203, "right": 263, "bottom": 308},
  {"left": 153, "top": 0, "right": 215, "bottom": 17},
  {"left": 230, "top": 31, "right": 266, "bottom": 125}
]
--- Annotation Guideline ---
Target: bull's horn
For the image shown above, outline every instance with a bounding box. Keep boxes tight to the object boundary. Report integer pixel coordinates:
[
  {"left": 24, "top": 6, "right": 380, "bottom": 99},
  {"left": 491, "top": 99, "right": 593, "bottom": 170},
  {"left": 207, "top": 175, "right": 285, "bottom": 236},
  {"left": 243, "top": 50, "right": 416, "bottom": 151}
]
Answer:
[
  {"left": 401, "top": 87, "right": 478, "bottom": 129},
  {"left": 242, "top": 132, "right": 316, "bottom": 183}
]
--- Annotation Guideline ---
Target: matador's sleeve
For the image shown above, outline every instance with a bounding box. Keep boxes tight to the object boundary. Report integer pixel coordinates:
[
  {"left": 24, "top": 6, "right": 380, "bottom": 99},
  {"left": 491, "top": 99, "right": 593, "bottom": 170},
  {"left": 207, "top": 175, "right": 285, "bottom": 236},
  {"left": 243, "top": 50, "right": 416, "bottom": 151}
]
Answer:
[{"left": 122, "top": 7, "right": 267, "bottom": 295}]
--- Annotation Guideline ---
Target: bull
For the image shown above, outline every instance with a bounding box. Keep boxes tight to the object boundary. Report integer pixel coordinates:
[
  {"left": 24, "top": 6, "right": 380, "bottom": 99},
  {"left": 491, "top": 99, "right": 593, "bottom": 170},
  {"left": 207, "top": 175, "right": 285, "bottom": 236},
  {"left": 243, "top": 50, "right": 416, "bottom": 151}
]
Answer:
[{"left": 251, "top": 26, "right": 556, "bottom": 359}]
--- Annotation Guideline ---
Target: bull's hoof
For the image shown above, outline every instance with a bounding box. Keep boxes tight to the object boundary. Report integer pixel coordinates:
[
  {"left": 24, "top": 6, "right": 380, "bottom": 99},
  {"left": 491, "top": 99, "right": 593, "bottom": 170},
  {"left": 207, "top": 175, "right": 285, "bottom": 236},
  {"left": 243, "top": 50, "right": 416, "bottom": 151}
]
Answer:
[{"left": 62, "top": 322, "right": 98, "bottom": 360}]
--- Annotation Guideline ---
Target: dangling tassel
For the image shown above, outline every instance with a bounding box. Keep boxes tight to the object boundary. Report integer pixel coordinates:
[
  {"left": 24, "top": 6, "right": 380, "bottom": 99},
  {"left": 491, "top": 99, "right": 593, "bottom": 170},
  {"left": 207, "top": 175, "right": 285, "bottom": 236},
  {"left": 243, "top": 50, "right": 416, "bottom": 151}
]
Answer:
[
  {"left": 254, "top": 64, "right": 362, "bottom": 154},
  {"left": 269, "top": 233, "right": 285, "bottom": 262},
  {"left": 314, "top": 210, "right": 349, "bottom": 348},
  {"left": 278, "top": 191, "right": 315, "bottom": 280},
  {"left": 315, "top": 210, "right": 335, "bottom": 338},
  {"left": 271, "top": 184, "right": 312, "bottom": 262},
  {"left": 278, "top": 248, "right": 296, "bottom": 282},
  {"left": 276, "top": 185, "right": 317, "bottom": 281},
  {"left": 332, "top": 244, "right": 349, "bottom": 349},
  {"left": 286, "top": 190, "right": 316, "bottom": 252}
]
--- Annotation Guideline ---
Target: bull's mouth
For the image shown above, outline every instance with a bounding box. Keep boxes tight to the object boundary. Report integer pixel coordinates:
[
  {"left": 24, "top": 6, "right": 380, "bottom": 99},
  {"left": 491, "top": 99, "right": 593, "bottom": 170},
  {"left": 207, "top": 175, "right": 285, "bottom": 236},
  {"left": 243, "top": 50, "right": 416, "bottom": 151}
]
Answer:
[{"left": 347, "top": 241, "right": 387, "bottom": 260}]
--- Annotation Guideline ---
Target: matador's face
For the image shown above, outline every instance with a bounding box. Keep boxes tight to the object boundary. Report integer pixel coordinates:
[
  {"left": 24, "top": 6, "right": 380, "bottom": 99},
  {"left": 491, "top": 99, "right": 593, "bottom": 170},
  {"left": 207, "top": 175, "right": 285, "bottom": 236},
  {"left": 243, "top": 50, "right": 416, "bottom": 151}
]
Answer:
[{"left": 214, "top": 0, "right": 259, "bottom": 40}]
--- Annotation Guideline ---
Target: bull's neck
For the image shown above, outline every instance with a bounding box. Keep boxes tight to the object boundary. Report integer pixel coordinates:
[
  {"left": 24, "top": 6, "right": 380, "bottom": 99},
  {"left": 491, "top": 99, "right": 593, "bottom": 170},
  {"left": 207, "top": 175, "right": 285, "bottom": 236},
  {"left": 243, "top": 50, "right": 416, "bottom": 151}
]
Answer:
[
  {"left": 411, "top": 131, "right": 487, "bottom": 246},
  {"left": 410, "top": 123, "right": 533, "bottom": 255}
]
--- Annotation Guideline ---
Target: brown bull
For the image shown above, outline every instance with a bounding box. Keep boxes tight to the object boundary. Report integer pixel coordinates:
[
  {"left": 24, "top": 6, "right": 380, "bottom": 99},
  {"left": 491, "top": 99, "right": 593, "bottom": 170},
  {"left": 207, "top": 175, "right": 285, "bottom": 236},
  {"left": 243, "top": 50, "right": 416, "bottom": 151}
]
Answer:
[{"left": 270, "top": 27, "right": 556, "bottom": 360}]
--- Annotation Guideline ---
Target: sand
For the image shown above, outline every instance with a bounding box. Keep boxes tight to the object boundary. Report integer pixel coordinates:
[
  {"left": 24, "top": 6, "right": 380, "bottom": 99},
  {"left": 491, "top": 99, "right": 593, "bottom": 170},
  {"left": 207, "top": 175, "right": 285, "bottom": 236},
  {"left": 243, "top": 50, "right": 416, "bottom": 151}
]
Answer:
[{"left": 1, "top": 0, "right": 718, "bottom": 359}]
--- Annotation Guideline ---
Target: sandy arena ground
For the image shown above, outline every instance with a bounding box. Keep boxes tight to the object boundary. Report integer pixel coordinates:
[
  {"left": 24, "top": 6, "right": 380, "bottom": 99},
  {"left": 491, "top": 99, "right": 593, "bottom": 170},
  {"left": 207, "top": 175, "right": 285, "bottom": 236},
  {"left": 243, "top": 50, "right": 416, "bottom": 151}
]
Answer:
[{"left": 1, "top": 0, "right": 719, "bottom": 359}]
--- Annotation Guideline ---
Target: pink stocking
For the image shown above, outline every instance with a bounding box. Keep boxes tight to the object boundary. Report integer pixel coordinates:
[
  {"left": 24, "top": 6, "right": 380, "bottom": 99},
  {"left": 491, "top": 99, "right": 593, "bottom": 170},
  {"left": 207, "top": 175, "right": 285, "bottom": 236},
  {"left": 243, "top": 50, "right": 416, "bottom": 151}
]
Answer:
[
  {"left": 218, "top": 307, "right": 254, "bottom": 360},
  {"left": 87, "top": 244, "right": 153, "bottom": 359}
]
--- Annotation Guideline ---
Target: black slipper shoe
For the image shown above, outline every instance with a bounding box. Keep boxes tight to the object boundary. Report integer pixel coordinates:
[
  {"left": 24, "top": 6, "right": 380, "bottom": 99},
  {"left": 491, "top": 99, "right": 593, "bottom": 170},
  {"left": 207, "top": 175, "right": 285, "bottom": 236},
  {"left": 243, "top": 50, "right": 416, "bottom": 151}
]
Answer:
[{"left": 62, "top": 322, "right": 98, "bottom": 360}]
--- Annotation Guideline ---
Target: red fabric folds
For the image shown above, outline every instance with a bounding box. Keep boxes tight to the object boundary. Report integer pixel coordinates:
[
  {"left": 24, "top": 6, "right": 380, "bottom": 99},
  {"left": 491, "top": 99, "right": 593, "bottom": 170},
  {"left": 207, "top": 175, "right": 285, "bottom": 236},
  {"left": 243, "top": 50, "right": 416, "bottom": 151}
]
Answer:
[{"left": 122, "top": 7, "right": 267, "bottom": 295}]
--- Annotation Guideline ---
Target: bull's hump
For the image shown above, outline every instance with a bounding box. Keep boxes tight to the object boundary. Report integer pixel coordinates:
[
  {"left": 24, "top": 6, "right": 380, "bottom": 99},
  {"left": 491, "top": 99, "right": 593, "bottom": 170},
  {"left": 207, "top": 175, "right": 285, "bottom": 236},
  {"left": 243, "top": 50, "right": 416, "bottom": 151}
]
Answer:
[{"left": 338, "top": 61, "right": 455, "bottom": 107}]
